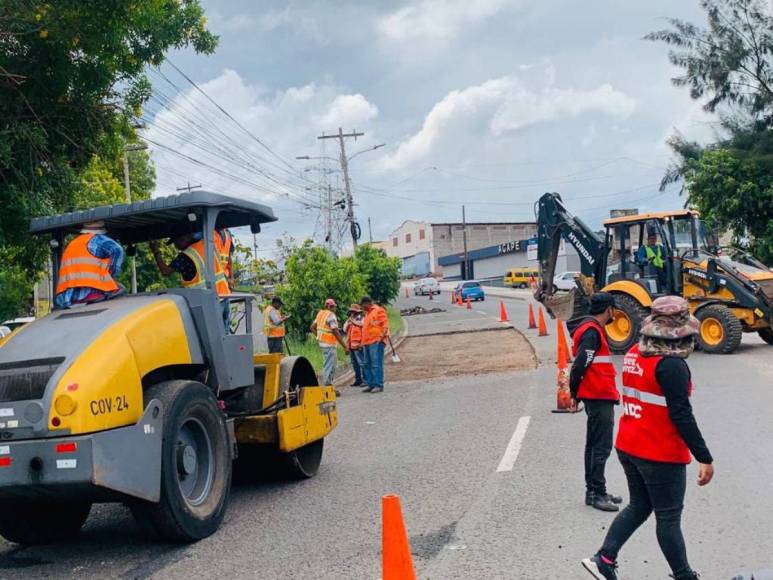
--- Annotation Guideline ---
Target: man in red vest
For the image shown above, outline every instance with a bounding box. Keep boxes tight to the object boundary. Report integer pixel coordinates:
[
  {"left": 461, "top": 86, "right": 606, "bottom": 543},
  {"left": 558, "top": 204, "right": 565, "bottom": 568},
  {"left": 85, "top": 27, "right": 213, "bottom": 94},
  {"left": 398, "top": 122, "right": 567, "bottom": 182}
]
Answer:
[
  {"left": 568, "top": 292, "right": 621, "bottom": 512},
  {"left": 582, "top": 296, "right": 712, "bottom": 580}
]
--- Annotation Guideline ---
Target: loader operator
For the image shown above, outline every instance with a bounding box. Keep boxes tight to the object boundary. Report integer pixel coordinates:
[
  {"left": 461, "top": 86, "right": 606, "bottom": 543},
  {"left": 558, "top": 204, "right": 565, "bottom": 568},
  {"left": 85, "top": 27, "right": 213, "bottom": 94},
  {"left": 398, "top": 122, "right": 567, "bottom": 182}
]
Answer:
[
  {"left": 215, "top": 228, "right": 234, "bottom": 286},
  {"left": 55, "top": 221, "right": 125, "bottom": 309},
  {"left": 568, "top": 292, "right": 622, "bottom": 513},
  {"left": 637, "top": 231, "right": 667, "bottom": 291},
  {"left": 149, "top": 232, "right": 231, "bottom": 328}
]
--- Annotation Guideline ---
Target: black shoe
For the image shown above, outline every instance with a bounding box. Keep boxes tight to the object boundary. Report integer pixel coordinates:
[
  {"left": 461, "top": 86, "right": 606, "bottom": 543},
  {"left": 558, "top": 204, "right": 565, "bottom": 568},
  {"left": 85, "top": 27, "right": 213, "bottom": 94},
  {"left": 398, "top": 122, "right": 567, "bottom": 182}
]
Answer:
[
  {"left": 586, "top": 491, "right": 623, "bottom": 507},
  {"left": 582, "top": 554, "right": 618, "bottom": 580},
  {"left": 591, "top": 495, "right": 620, "bottom": 512},
  {"left": 370, "top": 387, "right": 384, "bottom": 393},
  {"left": 671, "top": 572, "right": 700, "bottom": 580},
  {"left": 334, "top": 389, "right": 342, "bottom": 396},
  {"left": 351, "top": 382, "right": 363, "bottom": 387},
  {"left": 361, "top": 386, "right": 375, "bottom": 393}
]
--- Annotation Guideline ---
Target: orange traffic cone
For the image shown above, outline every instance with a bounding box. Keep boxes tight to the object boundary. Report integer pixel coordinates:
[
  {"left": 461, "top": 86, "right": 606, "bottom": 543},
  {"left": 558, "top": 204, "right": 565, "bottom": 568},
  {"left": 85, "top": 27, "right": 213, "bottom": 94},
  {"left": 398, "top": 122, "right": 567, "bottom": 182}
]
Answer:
[
  {"left": 557, "top": 319, "right": 572, "bottom": 362},
  {"left": 456, "top": 294, "right": 463, "bottom": 306},
  {"left": 382, "top": 495, "right": 417, "bottom": 580},
  {"left": 537, "top": 307, "right": 548, "bottom": 336},
  {"left": 499, "top": 301, "right": 509, "bottom": 322},
  {"left": 466, "top": 297, "right": 472, "bottom": 310},
  {"left": 552, "top": 329, "right": 573, "bottom": 413},
  {"left": 527, "top": 303, "right": 537, "bottom": 329}
]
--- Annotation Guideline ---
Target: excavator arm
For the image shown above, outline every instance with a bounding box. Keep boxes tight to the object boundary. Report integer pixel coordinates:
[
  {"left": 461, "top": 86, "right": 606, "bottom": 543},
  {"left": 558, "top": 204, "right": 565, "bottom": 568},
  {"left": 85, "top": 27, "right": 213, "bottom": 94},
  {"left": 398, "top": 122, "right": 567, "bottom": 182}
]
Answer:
[{"left": 535, "top": 192, "right": 609, "bottom": 319}]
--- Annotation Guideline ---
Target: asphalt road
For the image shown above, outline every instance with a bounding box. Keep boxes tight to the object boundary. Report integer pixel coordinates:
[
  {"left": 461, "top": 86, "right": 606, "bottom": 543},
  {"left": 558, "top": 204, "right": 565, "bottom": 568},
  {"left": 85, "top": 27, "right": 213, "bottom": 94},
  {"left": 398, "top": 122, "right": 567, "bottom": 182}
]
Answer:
[{"left": 1, "top": 289, "right": 771, "bottom": 579}]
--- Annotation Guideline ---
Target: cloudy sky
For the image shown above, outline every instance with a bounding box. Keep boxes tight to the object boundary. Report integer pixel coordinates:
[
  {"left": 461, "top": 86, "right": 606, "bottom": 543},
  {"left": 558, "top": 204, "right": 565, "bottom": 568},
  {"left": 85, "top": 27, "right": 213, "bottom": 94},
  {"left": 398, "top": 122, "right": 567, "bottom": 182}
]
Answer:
[{"left": 145, "top": 0, "right": 720, "bottom": 255}]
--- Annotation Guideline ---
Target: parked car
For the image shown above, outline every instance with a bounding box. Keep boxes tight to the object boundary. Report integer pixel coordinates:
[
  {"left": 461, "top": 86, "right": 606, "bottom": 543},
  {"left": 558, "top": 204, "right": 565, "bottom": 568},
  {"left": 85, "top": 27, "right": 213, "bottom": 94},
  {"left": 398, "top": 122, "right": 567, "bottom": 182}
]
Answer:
[
  {"left": 504, "top": 268, "right": 539, "bottom": 288},
  {"left": 0, "top": 326, "right": 11, "bottom": 339},
  {"left": 552, "top": 271, "right": 580, "bottom": 292},
  {"left": 454, "top": 281, "right": 485, "bottom": 301},
  {"left": 413, "top": 277, "right": 441, "bottom": 295}
]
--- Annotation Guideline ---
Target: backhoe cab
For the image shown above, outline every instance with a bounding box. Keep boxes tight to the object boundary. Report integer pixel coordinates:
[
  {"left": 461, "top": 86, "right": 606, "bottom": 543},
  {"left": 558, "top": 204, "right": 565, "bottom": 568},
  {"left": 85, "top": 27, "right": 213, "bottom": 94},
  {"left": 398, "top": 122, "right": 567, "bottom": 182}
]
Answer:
[
  {"left": 0, "top": 192, "right": 337, "bottom": 545},
  {"left": 536, "top": 192, "right": 773, "bottom": 354}
]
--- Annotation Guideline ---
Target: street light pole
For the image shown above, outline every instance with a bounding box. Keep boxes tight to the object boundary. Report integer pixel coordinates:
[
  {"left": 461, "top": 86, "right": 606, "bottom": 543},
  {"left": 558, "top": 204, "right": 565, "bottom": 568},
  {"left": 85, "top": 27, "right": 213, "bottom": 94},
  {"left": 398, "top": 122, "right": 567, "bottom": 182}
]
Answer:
[{"left": 123, "top": 143, "right": 148, "bottom": 294}]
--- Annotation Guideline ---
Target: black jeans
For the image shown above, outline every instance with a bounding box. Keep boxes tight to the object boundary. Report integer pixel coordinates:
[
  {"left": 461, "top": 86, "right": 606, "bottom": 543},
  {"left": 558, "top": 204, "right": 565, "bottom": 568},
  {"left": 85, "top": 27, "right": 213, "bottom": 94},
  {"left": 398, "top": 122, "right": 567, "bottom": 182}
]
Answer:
[
  {"left": 267, "top": 337, "right": 284, "bottom": 354},
  {"left": 583, "top": 399, "right": 615, "bottom": 495},
  {"left": 600, "top": 450, "right": 691, "bottom": 578}
]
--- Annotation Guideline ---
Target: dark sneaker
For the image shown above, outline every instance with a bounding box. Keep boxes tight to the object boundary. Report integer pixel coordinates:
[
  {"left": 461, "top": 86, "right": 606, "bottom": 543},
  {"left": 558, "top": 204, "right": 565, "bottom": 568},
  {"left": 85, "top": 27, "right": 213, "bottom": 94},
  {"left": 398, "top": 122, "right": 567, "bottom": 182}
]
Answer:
[
  {"left": 671, "top": 572, "right": 700, "bottom": 580},
  {"left": 587, "top": 491, "right": 623, "bottom": 506},
  {"left": 591, "top": 495, "right": 620, "bottom": 512},
  {"left": 370, "top": 387, "right": 384, "bottom": 393},
  {"left": 585, "top": 491, "right": 594, "bottom": 506},
  {"left": 606, "top": 493, "right": 623, "bottom": 504},
  {"left": 351, "top": 382, "right": 363, "bottom": 387},
  {"left": 582, "top": 554, "right": 618, "bottom": 580},
  {"left": 361, "top": 386, "right": 375, "bottom": 393},
  {"left": 334, "top": 389, "right": 342, "bottom": 397}
]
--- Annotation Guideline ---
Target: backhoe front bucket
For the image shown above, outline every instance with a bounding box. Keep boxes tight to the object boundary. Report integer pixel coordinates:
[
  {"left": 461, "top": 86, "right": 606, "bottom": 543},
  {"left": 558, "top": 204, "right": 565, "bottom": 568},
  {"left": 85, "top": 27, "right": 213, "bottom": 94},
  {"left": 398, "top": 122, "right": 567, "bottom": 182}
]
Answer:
[{"left": 537, "top": 289, "right": 582, "bottom": 322}]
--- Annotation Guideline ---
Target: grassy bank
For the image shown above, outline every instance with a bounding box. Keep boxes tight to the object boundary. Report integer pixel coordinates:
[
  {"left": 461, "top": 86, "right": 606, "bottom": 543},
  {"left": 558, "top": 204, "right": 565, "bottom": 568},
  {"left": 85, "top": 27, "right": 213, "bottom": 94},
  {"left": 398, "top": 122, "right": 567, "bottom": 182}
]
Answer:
[{"left": 285, "top": 305, "right": 403, "bottom": 373}]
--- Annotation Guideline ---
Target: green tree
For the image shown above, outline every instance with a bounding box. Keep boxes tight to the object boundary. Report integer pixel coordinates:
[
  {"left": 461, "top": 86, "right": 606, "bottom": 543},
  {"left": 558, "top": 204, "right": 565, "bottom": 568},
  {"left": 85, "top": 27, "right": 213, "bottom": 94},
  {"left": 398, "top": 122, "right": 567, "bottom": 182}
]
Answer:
[
  {"left": 354, "top": 244, "right": 401, "bottom": 305},
  {"left": 277, "top": 240, "right": 365, "bottom": 339},
  {"left": 0, "top": 0, "right": 217, "bottom": 313}
]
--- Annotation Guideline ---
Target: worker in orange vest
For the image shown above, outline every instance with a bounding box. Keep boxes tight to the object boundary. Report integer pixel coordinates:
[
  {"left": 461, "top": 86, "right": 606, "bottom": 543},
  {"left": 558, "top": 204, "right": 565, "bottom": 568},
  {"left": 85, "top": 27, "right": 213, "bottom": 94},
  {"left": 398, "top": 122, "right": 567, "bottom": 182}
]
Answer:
[
  {"left": 263, "top": 296, "right": 288, "bottom": 354},
  {"left": 215, "top": 229, "right": 234, "bottom": 285},
  {"left": 55, "top": 221, "right": 125, "bottom": 309},
  {"left": 310, "top": 298, "right": 348, "bottom": 390},
  {"left": 360, "top": 296, "right": 389, "bottom": 393},
  {"left": 343, "top": 304, "right": 365, "bottom": 387},
  {"left": 150, "top": 232, "right": 231, "bottom": 329}
]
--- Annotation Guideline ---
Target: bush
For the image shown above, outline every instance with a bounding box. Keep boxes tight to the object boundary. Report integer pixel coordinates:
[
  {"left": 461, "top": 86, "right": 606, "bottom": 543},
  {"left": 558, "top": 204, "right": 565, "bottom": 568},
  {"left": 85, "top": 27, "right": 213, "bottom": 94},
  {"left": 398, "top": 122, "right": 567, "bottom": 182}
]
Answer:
[
  {"left": 355, "top": 244, "right": 401, "bottom": 305},
  {"left": 277, "top": 240, "right": 365, "bottom": 339}
]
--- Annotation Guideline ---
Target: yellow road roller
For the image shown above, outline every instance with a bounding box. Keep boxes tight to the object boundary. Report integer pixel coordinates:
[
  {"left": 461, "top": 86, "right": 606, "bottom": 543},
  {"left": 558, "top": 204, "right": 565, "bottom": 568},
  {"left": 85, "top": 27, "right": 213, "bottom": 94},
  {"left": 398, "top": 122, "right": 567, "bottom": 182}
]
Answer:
[{"left": 0, "top": 192, "right": 337, "bottom": 544}]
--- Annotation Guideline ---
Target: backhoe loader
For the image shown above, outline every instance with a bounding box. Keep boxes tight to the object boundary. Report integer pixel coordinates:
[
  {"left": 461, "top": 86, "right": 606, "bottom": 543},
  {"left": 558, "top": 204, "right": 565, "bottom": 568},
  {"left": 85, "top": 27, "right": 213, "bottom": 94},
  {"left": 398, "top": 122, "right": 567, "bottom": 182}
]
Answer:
[
  {"left": 535, "top": 192, "right": 773, "bottom": 354},
  {"left": 0, "top": 191, "right": 337, "bottom": 544}
]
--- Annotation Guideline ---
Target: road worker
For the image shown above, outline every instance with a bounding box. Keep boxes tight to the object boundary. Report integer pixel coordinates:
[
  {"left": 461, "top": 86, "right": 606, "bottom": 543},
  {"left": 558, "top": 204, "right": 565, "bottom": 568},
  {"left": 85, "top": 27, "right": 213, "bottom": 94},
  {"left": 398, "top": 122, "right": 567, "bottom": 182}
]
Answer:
[
  {"left": 360, "top": 296, "right": 389, "bottom": 393},
  {"left": 263, "top": 296, "right": 288, "bottom": 354},
  {"left": 344, "top": 304, "right": 365, "bottom": 387},
  {"left": 310, "top": 298, "right": 348, "bottom": 392},
  {"left": 582, "top": 296, "right": 713, "bottom": 580},
  {"left": 150, "top": 232, "right": 231, "bottom": 329},
  {"left": 55, "top": 221, "right": 125, "bottom": 309},
  {"left": 568, "top": 292, "right": 621, "bottom": 512},
  {"left": 215, "top": 228, "right": 234, "bottom": 285}
]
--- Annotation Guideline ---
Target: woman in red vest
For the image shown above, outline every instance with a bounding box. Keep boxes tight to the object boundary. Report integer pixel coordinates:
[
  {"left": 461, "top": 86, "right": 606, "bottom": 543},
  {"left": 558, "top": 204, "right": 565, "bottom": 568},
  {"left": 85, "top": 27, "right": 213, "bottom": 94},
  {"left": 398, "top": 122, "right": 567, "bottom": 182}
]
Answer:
[{"left": 582, "top": 296, "right": 713, "bottom": 580}]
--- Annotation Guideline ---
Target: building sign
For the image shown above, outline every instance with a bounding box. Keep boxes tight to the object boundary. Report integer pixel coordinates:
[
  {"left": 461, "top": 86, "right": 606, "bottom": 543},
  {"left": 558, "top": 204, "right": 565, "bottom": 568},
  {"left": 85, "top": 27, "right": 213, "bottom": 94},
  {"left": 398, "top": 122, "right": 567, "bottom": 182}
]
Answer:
[
  {"left": 497, "top": 240, "right": 521, "bottom": 255},
  {"left": 526, "top": 238, "right": 538, "bottom": 261}
]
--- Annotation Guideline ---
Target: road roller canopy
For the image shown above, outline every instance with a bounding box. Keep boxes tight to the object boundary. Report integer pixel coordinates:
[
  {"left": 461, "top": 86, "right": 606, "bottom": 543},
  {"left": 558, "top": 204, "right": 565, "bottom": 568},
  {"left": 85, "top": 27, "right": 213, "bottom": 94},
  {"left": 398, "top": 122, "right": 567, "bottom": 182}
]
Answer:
[{"left": 29, "top": 191, "right": 277, "bottom": 245}]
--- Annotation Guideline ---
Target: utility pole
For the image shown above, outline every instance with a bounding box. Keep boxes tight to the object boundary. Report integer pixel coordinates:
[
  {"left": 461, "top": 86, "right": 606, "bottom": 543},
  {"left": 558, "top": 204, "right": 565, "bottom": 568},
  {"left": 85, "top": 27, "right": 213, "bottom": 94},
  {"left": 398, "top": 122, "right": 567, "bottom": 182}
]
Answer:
[
  {"left": 368, "top": 217, "right": 373, "bottom": 243},
  {"left": 462, "top": 205, "right": 469, "bottom": 280},
  {"left": 326, "top": 185, "right": 333, "bottom": 253},
  {"left": 123, "top": 143, "right": 147, "bottom": 293},
  {"left": 317, "top": 128, "right": 364, "bottom": 250},
  {"left": 176, "top": 182, "right": 202, "bottom": 193}
]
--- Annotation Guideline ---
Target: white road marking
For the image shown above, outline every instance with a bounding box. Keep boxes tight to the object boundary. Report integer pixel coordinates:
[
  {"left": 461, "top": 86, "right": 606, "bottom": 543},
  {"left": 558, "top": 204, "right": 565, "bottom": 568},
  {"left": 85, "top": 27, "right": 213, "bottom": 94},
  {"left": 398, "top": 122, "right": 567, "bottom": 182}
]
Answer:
[{"left": 496, "top": 416, "right": 531, "bottom": 472}]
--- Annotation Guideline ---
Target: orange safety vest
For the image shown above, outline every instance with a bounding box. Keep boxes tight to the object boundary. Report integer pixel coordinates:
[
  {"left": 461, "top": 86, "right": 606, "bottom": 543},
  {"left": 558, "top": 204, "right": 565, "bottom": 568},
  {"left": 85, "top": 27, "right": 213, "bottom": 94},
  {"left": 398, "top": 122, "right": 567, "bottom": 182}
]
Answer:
[
  {"left": 314, "top": 309, "right": 338, "bottom": 346},
  {"left": 346, "top": 318, "right": 363, "bottom": 349},
  {"left": 215, "top": 229, "right": 233, "bottom": 279},
  {"left": 362, "top": 305, "right": 388, "bottom": 345},
  {"left": 56, "top": 233, "right": 119, "bottom": 294},
  {"left": 263, "top": 305, "right": 286, "bottom": 338},
  {"left": 182, "top": 240, "right": 231, "bottom": 297}
]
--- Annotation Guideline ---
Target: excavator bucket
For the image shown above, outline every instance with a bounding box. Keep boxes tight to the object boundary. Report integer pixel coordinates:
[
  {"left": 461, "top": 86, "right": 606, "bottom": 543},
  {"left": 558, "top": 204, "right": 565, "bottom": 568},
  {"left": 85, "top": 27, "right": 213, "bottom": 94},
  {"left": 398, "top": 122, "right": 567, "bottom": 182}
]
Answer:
[{"left": 541, "top": 290, "right": 577, "bottom": 321}]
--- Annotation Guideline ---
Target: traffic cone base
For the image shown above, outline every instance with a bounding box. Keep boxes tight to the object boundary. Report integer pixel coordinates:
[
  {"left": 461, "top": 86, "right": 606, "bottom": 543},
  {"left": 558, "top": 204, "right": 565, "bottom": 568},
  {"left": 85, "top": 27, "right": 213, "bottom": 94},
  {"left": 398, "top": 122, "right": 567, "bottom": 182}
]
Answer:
[
  {"left": 537, "top": 307, "right": 548, "bottom": 336},
  {"left": 466, "top": 297, "right": 472, "bottom": 309},
  {"left": 382, "top": 495, "right": 417, "bottom": 580}
]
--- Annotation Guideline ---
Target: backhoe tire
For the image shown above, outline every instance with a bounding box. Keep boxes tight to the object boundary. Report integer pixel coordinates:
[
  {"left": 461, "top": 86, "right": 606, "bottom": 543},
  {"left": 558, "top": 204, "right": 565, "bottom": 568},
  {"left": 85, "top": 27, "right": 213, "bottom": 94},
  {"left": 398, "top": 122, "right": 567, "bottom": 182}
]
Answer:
[
  {"left": 0, "top": 501, "right": 91, "bottom": 545},
  {"left": 758, "top": 327, "right": 773, "bottom": 345},
  {"left": 606, "top": 294, "right": 648, "bottom": 354},
  {"left": 696, "top": 304, "right": 743, "bottom": 354},
  {"left": 130, "top": 380, "right": 231, "bottom": 543}
]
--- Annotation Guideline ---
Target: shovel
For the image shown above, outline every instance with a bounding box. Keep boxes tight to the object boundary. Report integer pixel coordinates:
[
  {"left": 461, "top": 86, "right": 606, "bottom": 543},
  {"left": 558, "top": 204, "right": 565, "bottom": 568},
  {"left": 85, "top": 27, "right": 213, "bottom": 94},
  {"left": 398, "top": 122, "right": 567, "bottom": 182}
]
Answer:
[{"left": 387, "top": 337, "right": 401, "bottom": 363}]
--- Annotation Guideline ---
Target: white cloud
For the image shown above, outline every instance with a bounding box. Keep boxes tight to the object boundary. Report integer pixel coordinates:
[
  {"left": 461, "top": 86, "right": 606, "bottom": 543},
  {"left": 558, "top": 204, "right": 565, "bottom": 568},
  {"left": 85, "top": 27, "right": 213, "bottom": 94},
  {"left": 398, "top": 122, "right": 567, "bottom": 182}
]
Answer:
[
  {"left": 380, "top": 71, "right": 636, "bottom": 170},
  {"left": 318, "top": 94, "right": 379, "bottom": 128},
  {"left": 378, "top": 0, "right": 516, "bottom": 41}
]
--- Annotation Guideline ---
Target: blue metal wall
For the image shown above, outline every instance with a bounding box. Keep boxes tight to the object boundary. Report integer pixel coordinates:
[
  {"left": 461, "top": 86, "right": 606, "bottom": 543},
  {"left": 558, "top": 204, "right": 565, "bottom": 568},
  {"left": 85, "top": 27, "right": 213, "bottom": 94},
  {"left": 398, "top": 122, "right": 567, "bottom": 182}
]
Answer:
[{"left": 401, "top": 252, "right": 431, "bottom": 277}]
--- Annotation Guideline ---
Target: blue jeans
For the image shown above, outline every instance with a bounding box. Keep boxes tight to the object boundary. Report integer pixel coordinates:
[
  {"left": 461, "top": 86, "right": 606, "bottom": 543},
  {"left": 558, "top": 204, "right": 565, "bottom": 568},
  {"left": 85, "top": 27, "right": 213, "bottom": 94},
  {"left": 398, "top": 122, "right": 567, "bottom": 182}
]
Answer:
[
  {"left": 350, "top": 348, "right": 366, "bottom": 385},
  {"left": 365, "top": 342, "right": 385, "bottom": 388},
  {"left": 321, "top": 346, "right": 337, "bottom": 386}
]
